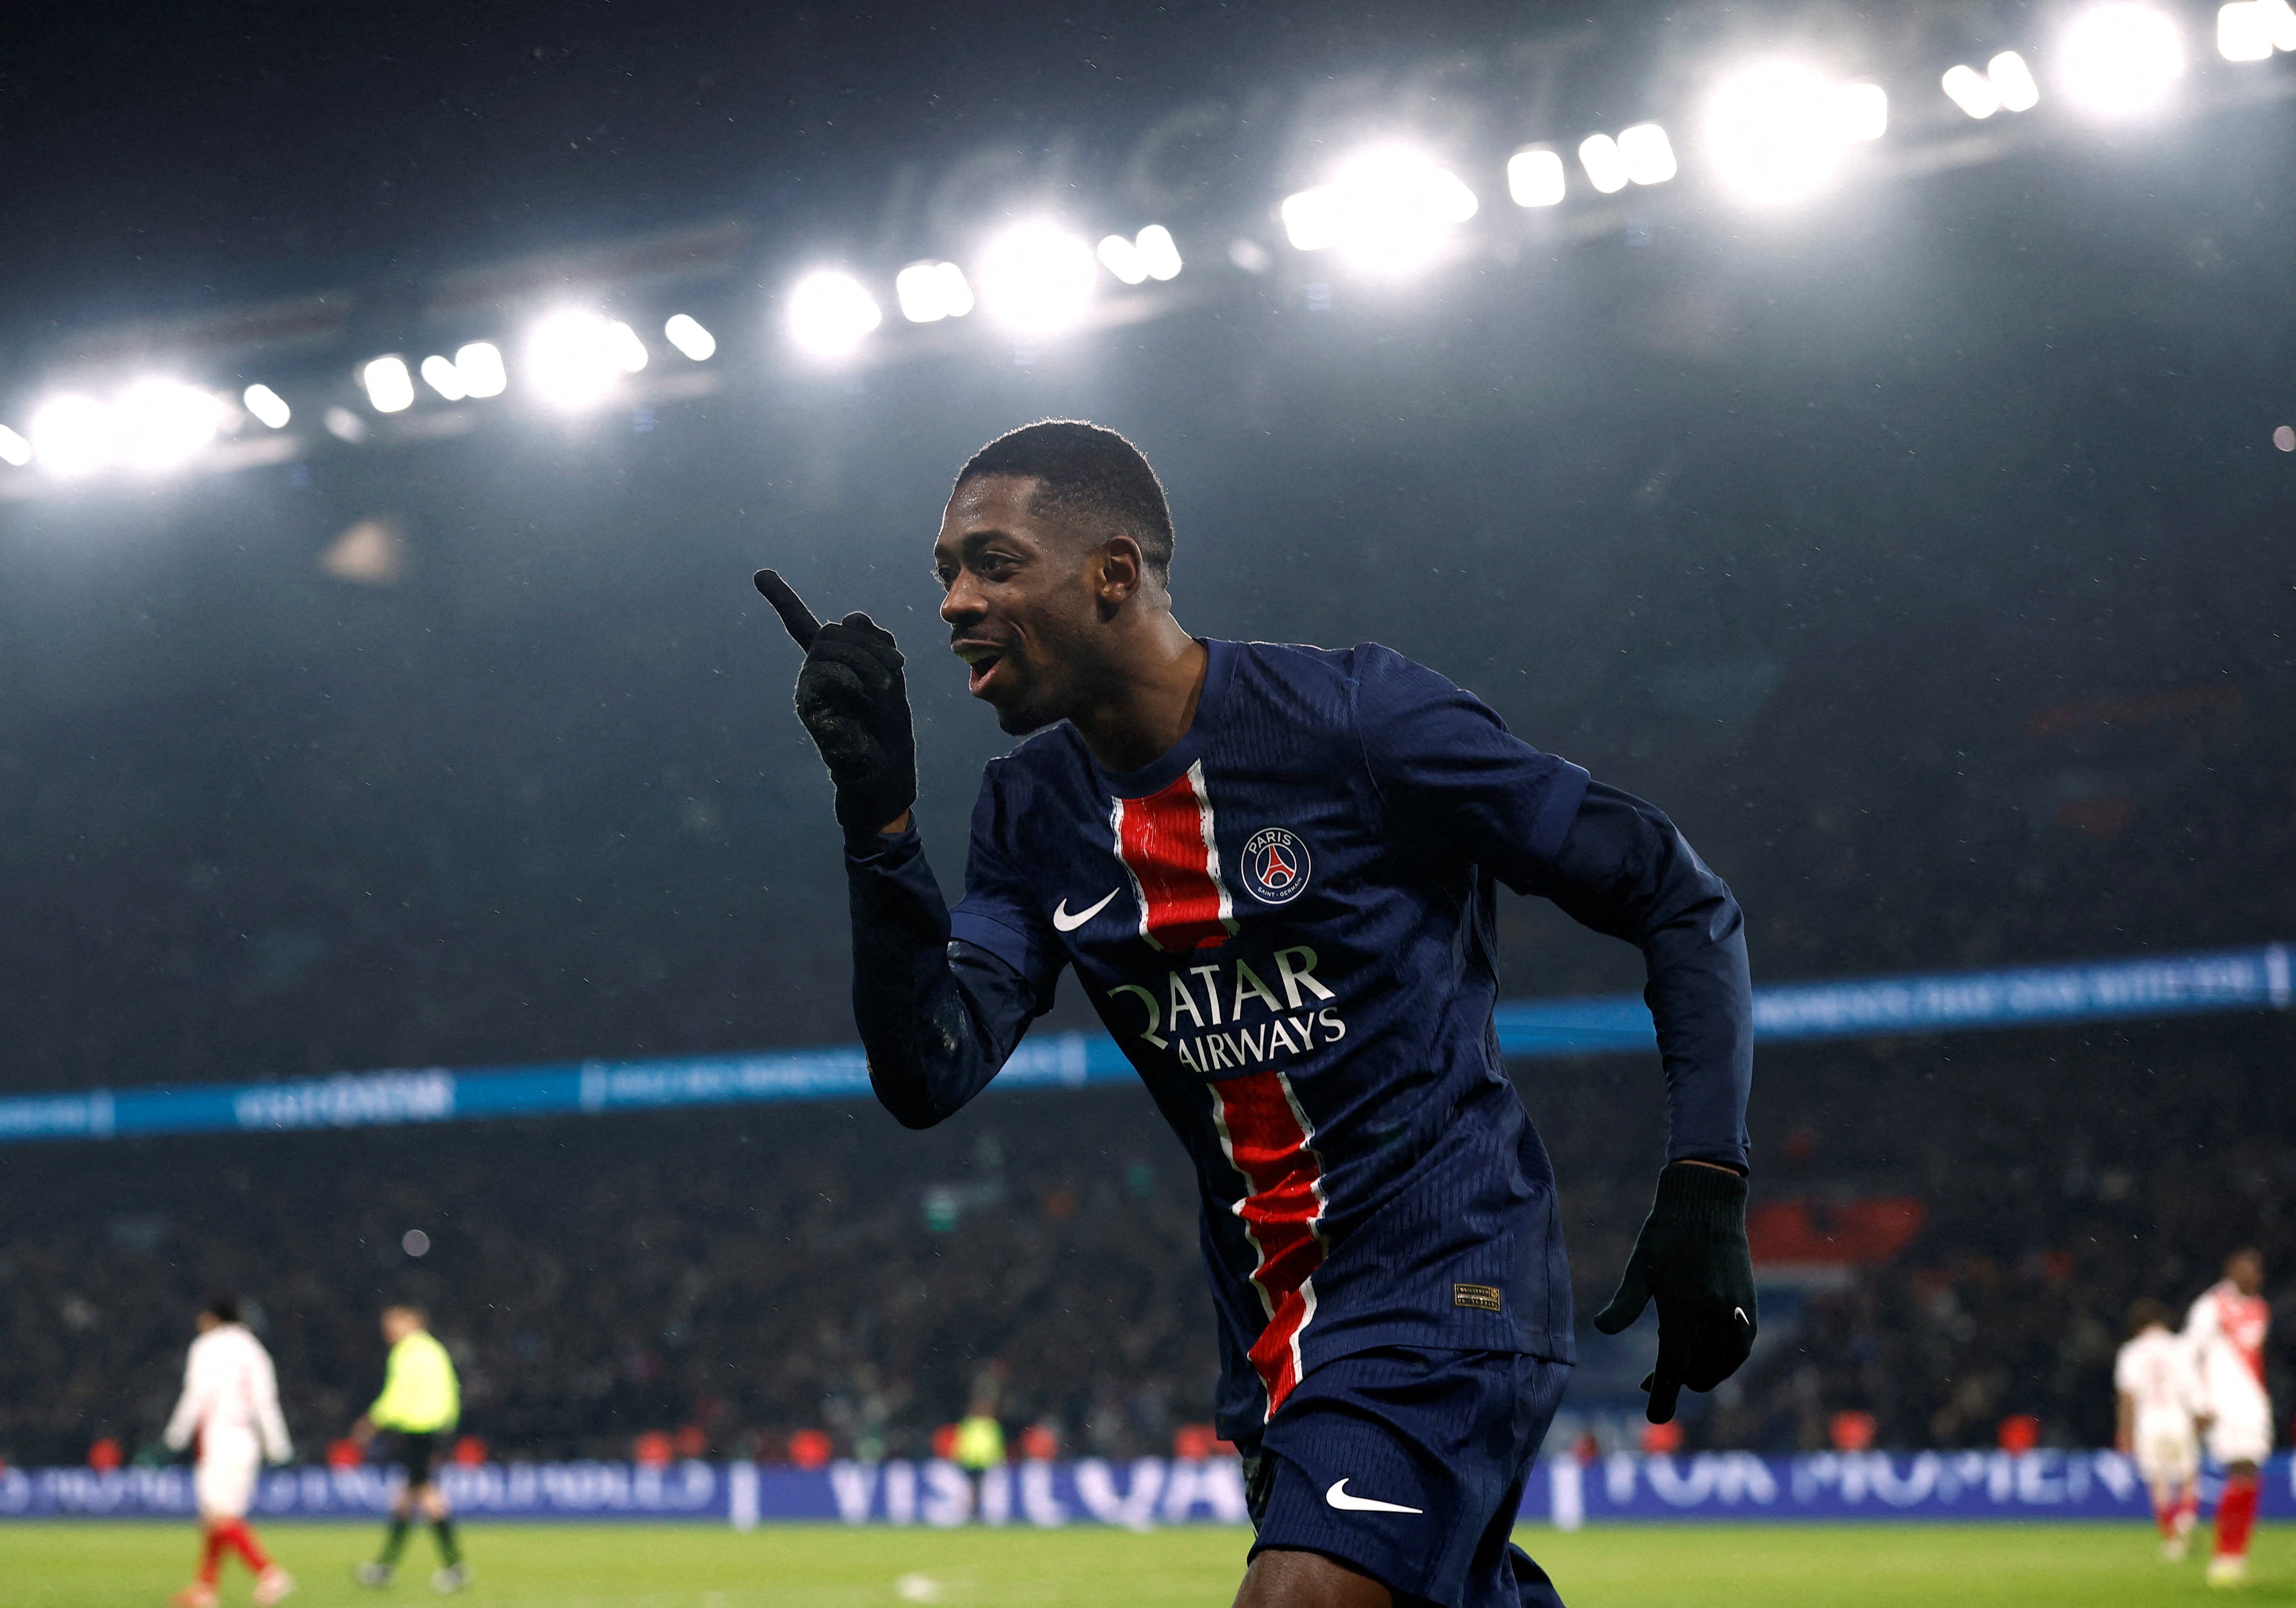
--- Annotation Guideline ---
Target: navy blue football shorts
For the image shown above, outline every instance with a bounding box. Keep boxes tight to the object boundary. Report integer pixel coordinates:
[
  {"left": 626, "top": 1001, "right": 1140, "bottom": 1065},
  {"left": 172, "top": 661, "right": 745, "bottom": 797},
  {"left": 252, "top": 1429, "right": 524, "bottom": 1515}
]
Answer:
[{"left": 1237, "top": 1346, "right": 1571, "bottom": 1608}]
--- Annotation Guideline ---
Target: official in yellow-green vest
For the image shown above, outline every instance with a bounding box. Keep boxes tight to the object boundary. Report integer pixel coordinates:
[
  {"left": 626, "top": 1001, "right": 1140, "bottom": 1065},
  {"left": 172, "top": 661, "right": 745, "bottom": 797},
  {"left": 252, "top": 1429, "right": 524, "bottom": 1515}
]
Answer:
[{"left": 349, "top": 1305, "right": 470, "bottom": 1594}]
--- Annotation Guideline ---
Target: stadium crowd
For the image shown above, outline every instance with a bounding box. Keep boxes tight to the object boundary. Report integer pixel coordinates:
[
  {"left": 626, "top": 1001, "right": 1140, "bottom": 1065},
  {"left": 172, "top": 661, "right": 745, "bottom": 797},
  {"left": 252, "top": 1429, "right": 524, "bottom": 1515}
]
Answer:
[{"left": 0, "top": 1015, "right": 2284, "bottom": 1469}]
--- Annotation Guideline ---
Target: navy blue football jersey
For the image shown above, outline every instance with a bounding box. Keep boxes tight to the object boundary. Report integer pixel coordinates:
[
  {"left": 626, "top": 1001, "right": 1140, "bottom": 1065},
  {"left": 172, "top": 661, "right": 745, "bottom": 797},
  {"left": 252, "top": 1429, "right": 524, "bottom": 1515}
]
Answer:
[{"left": 847, "top": 638, "right": 1751, "bottom": 1436}]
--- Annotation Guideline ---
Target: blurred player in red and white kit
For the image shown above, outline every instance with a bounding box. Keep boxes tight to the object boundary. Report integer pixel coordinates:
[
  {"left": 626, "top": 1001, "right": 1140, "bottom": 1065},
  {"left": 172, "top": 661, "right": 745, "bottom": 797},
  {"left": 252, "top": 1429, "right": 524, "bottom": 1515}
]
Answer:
[
  {"left": 2115, "top": 1299, "right": 2203, "bottom": 1559},
  {"left": 162, "top": 1297, "right": 296, "bottom": 1608},
  {"left": 2187, "top": 1249, "right": 2272, "bottom": 1588}
]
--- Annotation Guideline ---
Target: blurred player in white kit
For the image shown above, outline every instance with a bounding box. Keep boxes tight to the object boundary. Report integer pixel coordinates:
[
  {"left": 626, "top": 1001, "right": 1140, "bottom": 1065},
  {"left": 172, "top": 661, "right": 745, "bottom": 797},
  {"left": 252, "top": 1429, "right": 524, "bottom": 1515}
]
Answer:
[
  {"left": 2115, "top": 1298, "right": 2202, "bottom": 1559},
  {"left": 2188, "top": 1249, "right": 2272, "bottom": 1588},
  {"left": 162, "top": 1297, "right": 295, "bottom": 1608}
]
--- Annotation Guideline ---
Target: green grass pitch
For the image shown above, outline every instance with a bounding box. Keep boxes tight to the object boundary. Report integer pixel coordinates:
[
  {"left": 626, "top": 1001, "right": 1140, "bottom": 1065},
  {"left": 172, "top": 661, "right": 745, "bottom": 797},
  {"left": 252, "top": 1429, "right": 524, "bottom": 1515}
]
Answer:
[{"left": 5, "top": 1520, "right": 2287, "bottom": 1606}]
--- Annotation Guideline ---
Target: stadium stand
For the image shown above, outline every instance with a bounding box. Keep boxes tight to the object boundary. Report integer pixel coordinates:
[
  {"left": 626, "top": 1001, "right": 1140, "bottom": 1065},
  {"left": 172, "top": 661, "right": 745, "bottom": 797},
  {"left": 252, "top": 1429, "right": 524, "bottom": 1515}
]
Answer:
[{"left": 1, "top": 1013, "right": 2284, "bottom": 1468}]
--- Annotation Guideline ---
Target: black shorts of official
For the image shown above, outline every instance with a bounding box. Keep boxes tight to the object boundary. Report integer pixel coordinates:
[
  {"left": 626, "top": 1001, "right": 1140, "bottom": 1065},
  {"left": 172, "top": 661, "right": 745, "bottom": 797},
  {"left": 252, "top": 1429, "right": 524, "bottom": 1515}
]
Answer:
[
  {"left": 1236, "top": 1346, "right": 1571, "bottom": 1608},
  {"left": 391, "top": 1432, "right": 439, "bottom": 1487}
]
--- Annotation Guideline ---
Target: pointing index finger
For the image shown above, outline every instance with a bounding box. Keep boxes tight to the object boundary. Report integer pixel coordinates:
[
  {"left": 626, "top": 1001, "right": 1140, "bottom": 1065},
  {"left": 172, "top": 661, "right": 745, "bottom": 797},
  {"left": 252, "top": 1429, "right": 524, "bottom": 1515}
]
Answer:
[{"left": 754, "top": 569, "right": 823, "bottom": 650}]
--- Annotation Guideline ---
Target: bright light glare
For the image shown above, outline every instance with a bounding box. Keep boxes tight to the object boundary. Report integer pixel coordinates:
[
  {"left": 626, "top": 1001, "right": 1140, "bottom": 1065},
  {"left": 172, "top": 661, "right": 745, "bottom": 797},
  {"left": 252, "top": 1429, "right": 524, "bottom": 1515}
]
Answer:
[
  {"left": 420, "top": 355, "right": 467, "bottom": 401},
  {"left": 30, "top": 394, "right": 114, "bottom": 476},
  {"left": 0, "top": 425, "right": 30, "bottom": 467},
  {"left": 663, "top": 313, "right": 717, "bottom": 361},
  {"left": 242, "top": 384, "right": 291, "bottom": 429},
  {"left": 1098, "top": 234, "right": 1149, "bottom": 285},
  {"left": 788, "top": 271, "right": 883, "bottom": 356},
  {"left": 1507, "top": 147, "right": 1566, "bottom": 207},
  {"left": 1704, "top": 66, "right": 1887, "bottom": 205},
  {"left": 1280, "top": 147, "right": 1478, "bottom": 274},
  {"left": 362, "top": 356, "right": 415, "bottom": 414},
  {"left": 114, "top": 379, "right": 223, "bottom": 470},
  {"left": 1944, "top": 65, "right": 2002, "bottom": 118},
  {"left": 1135, "top": 225, "right": 1183, "bottom": 281},
  {"left": 976, "top": 224, "right": 1098, "bottom": 333},
  {"left": 525, "top": 312, "right": 640, "bottom": 407},
  {"left": 2060, "top": 6, "right": 2185, "bottom": 114},
  {"left": 1989, "top": 52, "right": 2042, "bottom": 111},
  {"left": 1578, "top": 134, "right": 1630, "bottom": 194},
  {"left": 895, "top": 261, "right": 974, "bottom": 324},
  {"left": 456, "top": 342, "right": 507, "bottom": 399},
  {"left": 1619, "top": 124, "right": 1678, "bottom": 185},
  {"left": 2220, "top": 1, "right": 2275, "bottom": 59},
  {"left": 2263, "top": 0, "right": 2296, "bottom": 49},
  {"left": 608, "top": 321, "right": 648, "bottom": 374}
]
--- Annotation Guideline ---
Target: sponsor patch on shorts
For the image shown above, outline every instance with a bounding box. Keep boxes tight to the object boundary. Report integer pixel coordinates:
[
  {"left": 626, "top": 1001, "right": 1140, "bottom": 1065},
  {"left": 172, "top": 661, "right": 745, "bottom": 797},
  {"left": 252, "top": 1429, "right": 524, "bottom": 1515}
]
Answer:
[{"left": 1452, "top": 1283, "right": 1503, "bottom": 1312}]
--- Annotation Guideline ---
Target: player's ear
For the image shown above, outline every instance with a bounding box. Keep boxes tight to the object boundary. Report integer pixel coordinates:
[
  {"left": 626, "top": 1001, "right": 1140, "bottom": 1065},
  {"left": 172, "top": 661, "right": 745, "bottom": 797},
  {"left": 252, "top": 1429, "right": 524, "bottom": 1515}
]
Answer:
[{"left": 1092, "top": 535, "right": 1144, "bottom": 614}]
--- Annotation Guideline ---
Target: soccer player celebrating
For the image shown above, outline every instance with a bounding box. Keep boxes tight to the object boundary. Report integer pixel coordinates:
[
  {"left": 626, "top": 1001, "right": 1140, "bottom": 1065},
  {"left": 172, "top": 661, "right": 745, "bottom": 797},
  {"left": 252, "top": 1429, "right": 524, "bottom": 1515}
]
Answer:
[
  {"left": 2188, "top": 1250, "right": 2272, "bottom": 1587},
  {"left": 2115, "top": 1298, "right": 2203, "bottom": 1560},
  {"left": 161, "top": 1297, "right": 295, "bottom": 1608},
  {"left": 757, "top": 420, "right": 1755, "bottom": 1607},
  {"left": 351, "top": 1305, "right": 470, "bottom": 1594}
]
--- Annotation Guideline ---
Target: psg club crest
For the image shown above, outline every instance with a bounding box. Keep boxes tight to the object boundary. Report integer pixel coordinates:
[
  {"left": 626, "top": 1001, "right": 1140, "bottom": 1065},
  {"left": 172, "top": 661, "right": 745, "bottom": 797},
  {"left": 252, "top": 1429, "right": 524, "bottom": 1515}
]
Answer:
[{"left": 1240, "top": 827, "right": 1312, "bottom": 906}]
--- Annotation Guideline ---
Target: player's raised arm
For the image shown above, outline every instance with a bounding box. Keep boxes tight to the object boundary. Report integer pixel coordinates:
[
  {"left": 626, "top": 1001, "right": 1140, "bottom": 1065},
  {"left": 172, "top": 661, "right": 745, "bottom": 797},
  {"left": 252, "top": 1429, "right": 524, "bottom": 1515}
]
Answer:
[
  {"left": 753, "top": 569, "right": 1049, "bottom": 1126},
  {"left": 1351, "top": 645, "right": 1756, "bottom": 1423}
]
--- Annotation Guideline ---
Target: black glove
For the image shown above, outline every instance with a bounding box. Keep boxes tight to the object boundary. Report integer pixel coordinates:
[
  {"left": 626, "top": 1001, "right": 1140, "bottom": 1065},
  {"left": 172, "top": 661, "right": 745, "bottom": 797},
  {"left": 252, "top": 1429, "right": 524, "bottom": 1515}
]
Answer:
[
  {"left": 1593, "top": 1161, "right": 1757, "bottom": 1424},
  {"left": 755, "top": 569, "right": 917, "bottom": 834}
]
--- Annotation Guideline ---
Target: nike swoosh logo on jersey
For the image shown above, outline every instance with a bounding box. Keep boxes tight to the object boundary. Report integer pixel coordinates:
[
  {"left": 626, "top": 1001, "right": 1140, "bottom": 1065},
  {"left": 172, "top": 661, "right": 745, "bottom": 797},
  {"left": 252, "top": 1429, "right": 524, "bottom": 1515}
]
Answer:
[
  {"left": 1734, "top": 1307, "right": 1750, "bottom": 1326},
  {"left": 1052, "top": 889, "right": 1120, "bottom": 931},
  {"left": 1325, "top": 1479, "right": 1422, "bottom": 1515}
]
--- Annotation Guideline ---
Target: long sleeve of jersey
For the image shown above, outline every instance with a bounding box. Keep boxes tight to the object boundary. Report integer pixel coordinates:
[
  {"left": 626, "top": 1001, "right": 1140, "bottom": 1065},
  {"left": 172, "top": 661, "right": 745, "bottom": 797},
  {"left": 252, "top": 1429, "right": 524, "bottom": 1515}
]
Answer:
[
  {"left": 250, "top": 1344, "right": 292, "bottom": 1463},
  {"left": 162, "top": 1351, "right": 205, "bottom": 1452},
  {"left": 1353, "top": 647, "right": 1753, "bottom": 1170},
  {"left": 846, "top": 815, "right": 1054, "bottom": 1129}
]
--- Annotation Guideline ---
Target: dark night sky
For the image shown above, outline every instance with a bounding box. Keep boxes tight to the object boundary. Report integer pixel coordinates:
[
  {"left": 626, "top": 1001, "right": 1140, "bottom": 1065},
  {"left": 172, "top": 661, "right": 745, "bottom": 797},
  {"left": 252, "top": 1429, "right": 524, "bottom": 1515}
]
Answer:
[{"left": 0, "top": 0, "right": 1603, "bottom": 332}]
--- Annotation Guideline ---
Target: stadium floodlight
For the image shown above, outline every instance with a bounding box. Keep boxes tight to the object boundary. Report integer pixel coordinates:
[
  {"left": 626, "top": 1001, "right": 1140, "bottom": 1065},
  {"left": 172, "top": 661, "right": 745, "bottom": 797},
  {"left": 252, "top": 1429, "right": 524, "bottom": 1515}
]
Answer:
[
  {"left": 1989, "top": 51, "right": 2042, "bottom": 110},
  {"left": 242, "top": 384, "right": 291, "bottom": 430},
  {"left": 1135, "top": 225, "right": 1183, "bottom": 281},
  {"left": 0, "top": 424, "right": 28, "bottom": 467},
  {"left": 419, "top": 355, "right": 468, "bottom": 402},
  {"left": 895, "top": 260, "right": 975, "bottom": 323},
  {"left": 2262, "top": 0, "right": 2296, "bottom": 49},
  {"left": 788, "top": 270, "right": 883, "bottom": 357},
  {"left": 29, "top": 393, "right": 115, "bottom": 476},
  {"left": 2220, "top": 1, "right": 2275, "bottom": 59},
  {"left": 525, "top": 311, "right": 639, "bottom": 407},
  {"left": 1943, "top": 64, "right": 2002, "bottom": 118},
  {"left": 1619, "top": 124, "right": 1678, "bottom": 184},
  {"left": 2059, "top": 5, "right": 2185, "bottom": 114},
  {"left": 114, "top": 379, "right": 223, "bottom": 470},
  {"left": 362, "top": 356, "right": 415, "bottom": 414},
  {"left": 1578, "top": 134, "right": 1630, "bottom": 194},
  {"left": 1507, "top": 147, "right": 1567, "bottom": 207},
  {"left": 455, "top": 341, "right": 508, "bottom": 399},
  {"left": 607, "top": 320, "right": 648, "bottom": 373},
  {"left": 1279, "top": 146, "right": 1479, "bottom": 274},
  {"left": 663, "top": 313, "right": 716, "bottom": 361},
  {"left": 976, "top": 222, "right": 1098, "bottom": 333},
  {"left": 1704, "top": 65, "right": 1888, "bottom": 205},
  {"left": 1098, "top": 233, "right": 1149, "bottom": 285}
]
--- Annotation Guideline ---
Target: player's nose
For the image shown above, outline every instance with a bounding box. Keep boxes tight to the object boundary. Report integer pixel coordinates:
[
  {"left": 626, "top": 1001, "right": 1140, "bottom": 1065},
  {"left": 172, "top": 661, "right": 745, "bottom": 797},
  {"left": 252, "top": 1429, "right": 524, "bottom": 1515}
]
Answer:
[{"left": 939, "top": 573, "right": 986, "bottom": 630}]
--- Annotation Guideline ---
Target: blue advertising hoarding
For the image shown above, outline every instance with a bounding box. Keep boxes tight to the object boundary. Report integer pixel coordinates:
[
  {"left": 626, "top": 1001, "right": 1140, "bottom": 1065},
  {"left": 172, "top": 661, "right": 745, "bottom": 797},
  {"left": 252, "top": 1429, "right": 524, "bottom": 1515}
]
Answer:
[
  {"left": 5, "top": 1453, "right": 2288, "bottom": 1526},
  {"left": 1, "top": 944, "right": 2284, "bottom": 1146}
]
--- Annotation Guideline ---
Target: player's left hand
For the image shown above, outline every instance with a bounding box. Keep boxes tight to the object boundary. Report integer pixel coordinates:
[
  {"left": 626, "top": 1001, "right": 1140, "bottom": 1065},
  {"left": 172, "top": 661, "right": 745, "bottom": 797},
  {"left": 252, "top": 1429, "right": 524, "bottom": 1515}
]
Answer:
[{"left": 1593, "top": 1161, "right": 1757, "bottom": 1424}]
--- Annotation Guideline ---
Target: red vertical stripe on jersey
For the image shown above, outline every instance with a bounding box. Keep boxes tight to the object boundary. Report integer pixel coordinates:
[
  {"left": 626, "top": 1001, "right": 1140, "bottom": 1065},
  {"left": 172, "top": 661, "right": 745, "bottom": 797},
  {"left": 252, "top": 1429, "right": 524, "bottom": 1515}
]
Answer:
[
  {"left": 1110, "top": 760, "right": 1237, "bottom": 952},
  {"left": 1210, "top": 1069, "right": 1327, "bottom": 1420}
]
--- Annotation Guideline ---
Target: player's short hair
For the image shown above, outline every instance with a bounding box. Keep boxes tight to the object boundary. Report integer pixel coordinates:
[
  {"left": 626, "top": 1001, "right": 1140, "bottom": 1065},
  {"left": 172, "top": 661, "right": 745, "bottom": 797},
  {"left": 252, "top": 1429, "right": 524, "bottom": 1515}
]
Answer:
[
  {"left": 954, "top": 420, "right": 1176, "bottom": 581},
  {"left": 204, "top": 1296, "right": 240, "bottom": 1325},
  {"left": 2128, "top": 1297, "right": 2169, "bottom": 1334}
]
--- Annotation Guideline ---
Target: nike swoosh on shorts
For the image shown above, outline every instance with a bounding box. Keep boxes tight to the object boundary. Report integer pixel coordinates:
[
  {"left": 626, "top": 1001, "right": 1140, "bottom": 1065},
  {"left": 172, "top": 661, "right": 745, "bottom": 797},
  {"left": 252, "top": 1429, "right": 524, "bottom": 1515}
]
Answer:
[
  {"left": 1325, "top": 1478, "right": 1423, "bottom": 1515},
  {"left": 1052, "top": 889, "right": 1120, "bottom": 931}
]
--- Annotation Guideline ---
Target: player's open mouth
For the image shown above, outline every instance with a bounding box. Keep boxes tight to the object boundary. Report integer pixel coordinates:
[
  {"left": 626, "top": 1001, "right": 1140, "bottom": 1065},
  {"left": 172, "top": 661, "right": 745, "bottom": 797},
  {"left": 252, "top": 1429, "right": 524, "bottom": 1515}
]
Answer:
[{"left": 953, "top": 641, "right": 1006, "bottom": 696}]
